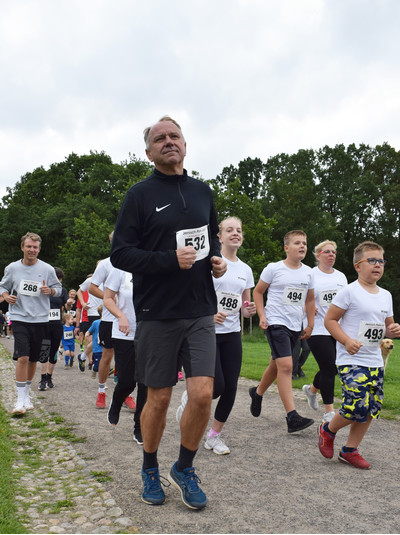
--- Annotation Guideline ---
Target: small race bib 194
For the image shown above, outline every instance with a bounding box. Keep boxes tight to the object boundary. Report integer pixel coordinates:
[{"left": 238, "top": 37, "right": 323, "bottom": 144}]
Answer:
[
  {"left": 216, "top": 291, "right": 242, "bottom": 315},
  {"left": 19, "top": 279, "right": 41, "bottom": 297},
  {"left": 358, "top": 321, "right": 385, "bottom": 345},
  {"left": 49, "top": 309, "right": 61, "bottom": 321},
  {"left": 282, "top": 287, "right": 305, "bottom": 306},
  {"left": 176, "top": 225, "right": 210, "bottom": 261}
]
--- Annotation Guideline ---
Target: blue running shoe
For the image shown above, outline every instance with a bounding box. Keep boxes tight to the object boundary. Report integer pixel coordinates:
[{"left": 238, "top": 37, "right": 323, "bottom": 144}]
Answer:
[
  {"left": 141, "top": 468, "right": 166, "bottom": 505},
  {"left": 168, "top": 462, "right": 207, "bottom": 510}
]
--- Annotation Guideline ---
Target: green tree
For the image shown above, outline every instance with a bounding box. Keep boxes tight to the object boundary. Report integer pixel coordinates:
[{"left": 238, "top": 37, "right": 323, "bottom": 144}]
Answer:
[{"left": 0, "top": 152, "right": 152, "bottom": 289}]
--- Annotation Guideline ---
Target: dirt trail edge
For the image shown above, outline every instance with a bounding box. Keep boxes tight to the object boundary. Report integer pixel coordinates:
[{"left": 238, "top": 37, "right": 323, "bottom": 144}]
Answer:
[{"left": 1, "top": 337, "right": 399, "bottom": 534}]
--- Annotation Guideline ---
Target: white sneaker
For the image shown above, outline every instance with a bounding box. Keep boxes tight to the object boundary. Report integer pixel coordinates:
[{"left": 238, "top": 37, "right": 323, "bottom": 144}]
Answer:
[
  {"left": 176, "top": 390, "right": 188, "bottom": 423},
  {"left": 322, "top": 410, "right": 335, "bottom": 423},
  {"left": 204, "top": 434, "right": 230, "bottom": 455},
  {"left": 12, "top": 401, "right": 26, "bottom": 415},
  {"left": 23, "top": 396, "right": 34, "bottom": 411},
  {"left": 302, "top": 384, "right": 319, "bottom": 411}
]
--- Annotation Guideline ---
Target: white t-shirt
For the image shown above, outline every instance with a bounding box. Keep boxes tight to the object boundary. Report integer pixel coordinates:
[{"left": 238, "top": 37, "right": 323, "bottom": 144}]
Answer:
[
  {"left": 90, "top": 258, "right": 114, "bottom": 323},
  {"left": 260, "top": 260, "right": 314, "bottom": 332},
  {"left": 311, "top": 266, "right": 347, "bottom": 336},
  {"left": 332, "top": 280, "right": 393, "bottom": 367},
  {"left": 213, "top": 256, "right": 254, "bottom": 334},
  {"left": 79, "top": 277, "right": 102, "bottom": 318},
  {"left": 104, "top": 268, "right": 136, "bottom": 341}
]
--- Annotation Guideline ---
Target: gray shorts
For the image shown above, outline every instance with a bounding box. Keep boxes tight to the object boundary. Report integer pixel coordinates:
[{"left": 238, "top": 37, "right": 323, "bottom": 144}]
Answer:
[{"left": 135, "top": 316, "right": 216, "bottom": 388}]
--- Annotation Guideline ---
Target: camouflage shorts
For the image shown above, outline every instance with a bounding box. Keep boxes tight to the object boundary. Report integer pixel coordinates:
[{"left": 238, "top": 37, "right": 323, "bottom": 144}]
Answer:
[{"left": 337, "top": 365, "right": 384, "bottom": 422}]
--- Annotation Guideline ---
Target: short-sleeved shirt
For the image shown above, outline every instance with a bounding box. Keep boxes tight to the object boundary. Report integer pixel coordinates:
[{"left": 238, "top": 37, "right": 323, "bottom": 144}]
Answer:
[
  {"left": 76, "top": 291, "right": 89, "bottom": 323},
  {"left": 79, "top": 278, "right": 102, "bottom": 318},
  {"left": 105, "top": 268, "right": 136, "bottom": 341},
  {"left": 90, "top": 258, "right": 114, "bottom": 323},
  {"left": 311, "top": 266, "right": 347, "bottom": 336},
  {"left": 260, "top": 260, "right": 314, "bottom": 332},
  {"left": 88, "top": 319, "right": 103, "bottom": 353},
  {"left": 213, "top": 256, "right": 254, "bottom": 334},
  {"left": 332, "top": 280, "right": 393, "bottom": 367}
]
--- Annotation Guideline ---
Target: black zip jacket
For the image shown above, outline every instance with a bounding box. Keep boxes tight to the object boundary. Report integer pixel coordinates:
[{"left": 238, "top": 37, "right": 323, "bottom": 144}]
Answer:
[{"left": 110, "top": 168, "right": 220, "bottom": 321}]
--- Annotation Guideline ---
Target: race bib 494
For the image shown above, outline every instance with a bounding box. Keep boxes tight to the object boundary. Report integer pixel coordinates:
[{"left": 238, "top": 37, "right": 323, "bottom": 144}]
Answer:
[{"left": 282, "top": 287, "right": 305, "bottom": 306}]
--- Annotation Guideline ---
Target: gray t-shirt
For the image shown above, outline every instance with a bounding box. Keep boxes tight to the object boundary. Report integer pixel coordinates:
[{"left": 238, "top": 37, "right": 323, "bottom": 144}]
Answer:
[{"left": 0, "top": 259, "right": 61, "bottom": 323}]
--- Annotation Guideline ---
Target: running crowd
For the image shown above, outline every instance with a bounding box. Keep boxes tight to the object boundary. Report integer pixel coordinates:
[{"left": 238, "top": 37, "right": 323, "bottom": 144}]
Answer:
[{"left": 1, "top": 116, "right": 399, "bottom": 512}]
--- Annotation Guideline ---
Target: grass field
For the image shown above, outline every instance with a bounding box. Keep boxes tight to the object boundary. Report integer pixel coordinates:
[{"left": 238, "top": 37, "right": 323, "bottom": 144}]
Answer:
[
  {"left": 0, "top": 403, "right": 25, "bottom": 533},
  {"left": 241, "top": 331, "right": 400, "bottom": 420}
]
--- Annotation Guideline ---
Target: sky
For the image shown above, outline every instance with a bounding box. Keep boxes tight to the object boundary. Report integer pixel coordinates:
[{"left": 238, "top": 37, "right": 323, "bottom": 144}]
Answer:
[{"left": 1, "top": 0, "right": 400, "bottom": 200}]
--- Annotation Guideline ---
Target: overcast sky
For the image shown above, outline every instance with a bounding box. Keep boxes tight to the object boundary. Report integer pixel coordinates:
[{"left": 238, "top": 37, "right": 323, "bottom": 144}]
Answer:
[{"left": 1, "top": 0, "right": 400, "bottom": 200}]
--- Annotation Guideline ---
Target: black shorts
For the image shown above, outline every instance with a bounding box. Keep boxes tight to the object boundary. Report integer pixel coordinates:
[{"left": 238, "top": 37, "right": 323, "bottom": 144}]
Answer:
[
  {"left": 99, "top": 321, "right": 113, "bottom": 349},
  {"left": 135, "top": 316, "right": 216, "bottom": 388},
  {"left": 79, "top": 321, "right": 90, "bottom": 335},
  {"left": 265, "top": 324, "right": 301, "bottom": 360},
  {"left": 88, "top": 315, "right": 100, "bottom": 326},
  {"left": 48, "top": 323, "right": 64, "bottom": 364},
  {"left": 13, "top": 321, "right": 51, "bottom": 363}
]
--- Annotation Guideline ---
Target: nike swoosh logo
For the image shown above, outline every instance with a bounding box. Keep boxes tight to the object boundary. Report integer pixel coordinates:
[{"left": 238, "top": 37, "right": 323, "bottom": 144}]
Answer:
[{"left": 156, "top": 204, "right": 171, "bottom": 212}]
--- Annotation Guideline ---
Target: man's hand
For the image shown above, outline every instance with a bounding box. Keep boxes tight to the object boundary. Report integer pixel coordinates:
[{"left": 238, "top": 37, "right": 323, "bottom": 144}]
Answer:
[
  {"left": 3, "top": 293, "right": 17, "bottom": 305},
  {"left": 211, "top": 256, "right": 227, "bottom": 278},
  {"left": 40, "top": 280, "right": 52, "bottom": 295},
  {"left": 176, "top": 246, "right": 197, "bottom": 270}
]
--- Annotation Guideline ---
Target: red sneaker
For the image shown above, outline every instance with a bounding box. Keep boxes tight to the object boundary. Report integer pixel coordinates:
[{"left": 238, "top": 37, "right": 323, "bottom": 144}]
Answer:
[
  {"left": 338, "top": 449, "right": 371, "bottom": 469},
  {"left": 318, "top": 423, "right": 335, "bottom": 459},
  {"left": 123, "top": 396, "right": 136, "bottom": 411},
  {"left": 95, "top": 392, "right": 106, "bottom": 409}
]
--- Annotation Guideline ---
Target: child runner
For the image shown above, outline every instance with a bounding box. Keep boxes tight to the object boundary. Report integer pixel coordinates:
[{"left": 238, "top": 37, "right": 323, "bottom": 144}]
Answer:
[
  {"left": 250, "top": 230, "right": 315, "bottom": 433},
  {"left": 319, "top": 241, "right": 400, "bottom": 469},
  {"left": 103, "top": 267, "right": 147, "bottom": 444},
  {"left": 302, "top": 240, "right": 347, "bottom": 423},
  {"left": 203, "top": 216, "right": 256, "bottom": 454},
  {"left": 62, "top": 313, "right": 75, "bottom": 367}
]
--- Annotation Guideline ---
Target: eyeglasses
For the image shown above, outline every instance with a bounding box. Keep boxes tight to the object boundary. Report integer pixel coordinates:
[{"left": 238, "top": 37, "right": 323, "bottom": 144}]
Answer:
[
  {"left": 355, "top": 258, "right": 387, "bottom": 266},
  {"left": 318, "top": 250, "right": 337, "bottom": 255}
]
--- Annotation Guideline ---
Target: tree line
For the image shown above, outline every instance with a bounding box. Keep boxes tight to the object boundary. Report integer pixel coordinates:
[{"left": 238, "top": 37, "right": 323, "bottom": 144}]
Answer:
[{"left": 1, "top": 143, "right": 399, "bottom": 319}]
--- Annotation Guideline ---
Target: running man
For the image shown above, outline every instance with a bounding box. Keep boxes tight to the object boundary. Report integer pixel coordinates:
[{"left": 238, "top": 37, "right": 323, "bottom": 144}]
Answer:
[
  {"left": 111, "top": 116, "right": 226, "bottom": 509},
  {"left": 0, "top": 232, "right": 61, "bottom": 414}
]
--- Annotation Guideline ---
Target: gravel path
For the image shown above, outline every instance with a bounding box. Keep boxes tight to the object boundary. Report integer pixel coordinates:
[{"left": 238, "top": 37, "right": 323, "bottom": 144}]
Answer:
[{"left": 1, "top": 336, "right": 400, "bottom": 534}]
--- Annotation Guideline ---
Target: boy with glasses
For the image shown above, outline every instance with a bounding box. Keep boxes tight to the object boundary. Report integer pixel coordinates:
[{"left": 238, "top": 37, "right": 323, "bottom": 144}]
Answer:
[{"left": 319, "top": 241, "right": 400, "bottom": 469}]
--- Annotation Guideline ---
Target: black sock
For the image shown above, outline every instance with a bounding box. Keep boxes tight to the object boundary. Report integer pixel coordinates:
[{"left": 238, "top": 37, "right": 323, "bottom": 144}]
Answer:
[
  {"left": 342, "top": 446, "right": 356, "bottom": 453},
  {"left": 323, "top": 422, "right": 336, "bottom": 435},
  {"left": 47, "top": 373, "right": 52, "bottom": 379},
  {"left": 286, "top": 410, "right": 297, "bottom": 421},
  {"left": 142, "top": 449, "right": 158, "bottom": 471},
  {"left": 177, "top": 444, "right": 197, "bottom": 472},
  {"left": 41, "top": 374, "right": 47, "bottom": 381}
]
